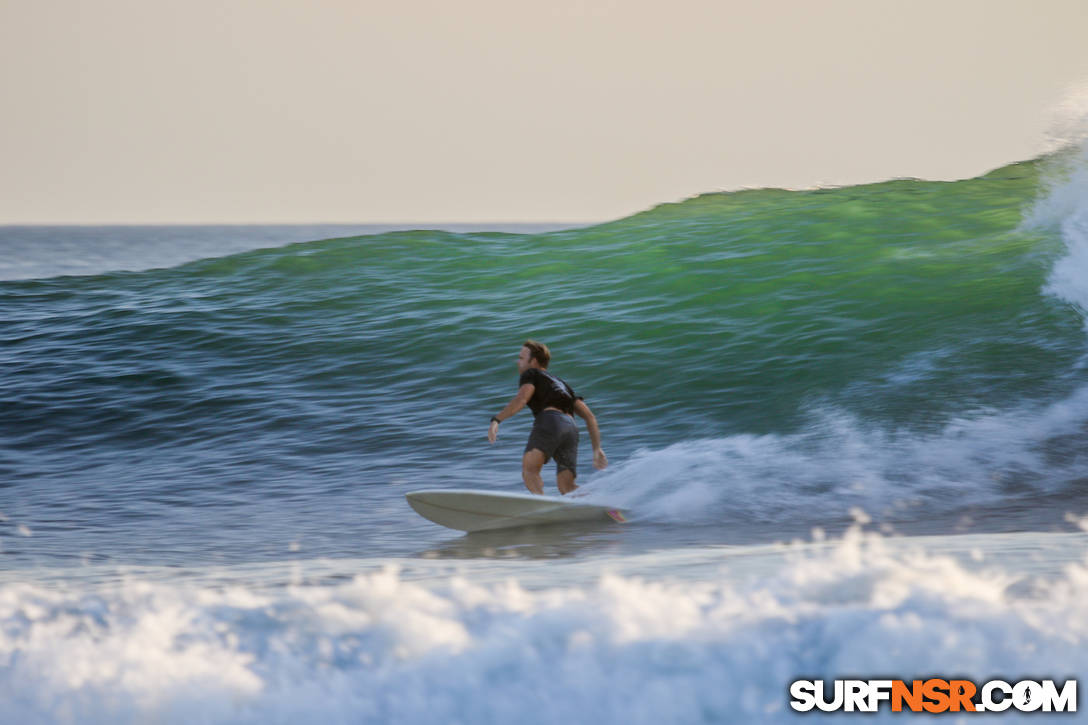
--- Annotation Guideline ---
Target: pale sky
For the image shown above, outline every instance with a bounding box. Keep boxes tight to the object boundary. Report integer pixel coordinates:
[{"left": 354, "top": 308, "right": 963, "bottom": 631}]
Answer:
[{"left": 3, "top": 0, "right": 1088, "bottom": 224}]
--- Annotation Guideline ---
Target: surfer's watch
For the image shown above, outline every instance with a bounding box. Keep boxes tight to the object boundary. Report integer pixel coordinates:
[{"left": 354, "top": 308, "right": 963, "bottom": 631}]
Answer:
[{"left": 490, "top": 416, "right": 501, "bottom": 424}]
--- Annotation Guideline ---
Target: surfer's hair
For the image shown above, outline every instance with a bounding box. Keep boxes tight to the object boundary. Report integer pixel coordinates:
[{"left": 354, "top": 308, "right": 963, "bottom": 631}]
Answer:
[{"left": 523, "top": 339, "right": 551, "bottom": 368}]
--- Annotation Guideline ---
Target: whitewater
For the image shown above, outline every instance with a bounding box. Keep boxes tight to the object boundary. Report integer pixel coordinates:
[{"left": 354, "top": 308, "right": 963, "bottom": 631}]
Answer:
[{"left": 3, "top": 144, "right": 1088, "bottom": 722}]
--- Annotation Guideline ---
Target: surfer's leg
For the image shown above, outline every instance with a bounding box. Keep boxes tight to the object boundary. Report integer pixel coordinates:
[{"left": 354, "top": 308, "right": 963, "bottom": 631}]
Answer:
[
  {"left": 557, "top": 469, "right": 577, "bottom": 495},
  {"left": 522, "top": 449, "right": 547, "bottom": 495},
  {"left": 554, "top": 416, "right": 579, "bottom": 495}
]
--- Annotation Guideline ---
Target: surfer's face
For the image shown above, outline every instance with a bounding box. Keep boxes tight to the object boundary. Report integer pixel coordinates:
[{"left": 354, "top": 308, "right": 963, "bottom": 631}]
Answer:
[{"left": 517, "top": 346, "right": 533, "bottom": 373}]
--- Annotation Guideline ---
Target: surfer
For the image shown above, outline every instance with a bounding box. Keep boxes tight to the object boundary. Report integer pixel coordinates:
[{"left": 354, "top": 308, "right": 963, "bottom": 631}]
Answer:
[{"left": 487, "top": 340, "right": 608, "bottom": 495}]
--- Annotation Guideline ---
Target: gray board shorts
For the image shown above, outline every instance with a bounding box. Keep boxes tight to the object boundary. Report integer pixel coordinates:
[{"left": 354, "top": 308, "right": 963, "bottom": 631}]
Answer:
[{"left": 525, "top": 410, "right": 579, "bottom": 475}]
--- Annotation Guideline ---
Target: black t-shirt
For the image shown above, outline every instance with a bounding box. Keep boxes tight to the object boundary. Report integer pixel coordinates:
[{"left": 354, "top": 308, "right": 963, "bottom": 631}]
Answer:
[{"left": 519, "top": 368, "right": 582, "bottom": 416}]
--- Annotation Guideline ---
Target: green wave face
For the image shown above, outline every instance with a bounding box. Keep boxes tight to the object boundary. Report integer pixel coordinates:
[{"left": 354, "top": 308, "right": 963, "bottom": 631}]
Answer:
[
  {"left": 161, "top": 158, "right": 1081, "bottom": 437},
  {"left": 6, "top": 156, "right": 1082, "bottom": 452}
]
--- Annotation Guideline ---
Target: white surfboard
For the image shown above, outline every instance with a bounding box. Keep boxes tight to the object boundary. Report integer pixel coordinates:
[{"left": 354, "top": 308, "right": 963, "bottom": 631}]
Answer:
[{"left": 406, "top": 488, "right": 628, "bottom": 533}]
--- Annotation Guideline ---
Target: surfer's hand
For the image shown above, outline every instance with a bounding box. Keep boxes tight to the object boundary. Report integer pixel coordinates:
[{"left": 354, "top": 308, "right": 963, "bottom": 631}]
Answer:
[
  {"left": 593, "top": 448, "right": 608, "bottom": 470},
  {"left": 488, "top": 420, "right": 499, "bottom": 443}
]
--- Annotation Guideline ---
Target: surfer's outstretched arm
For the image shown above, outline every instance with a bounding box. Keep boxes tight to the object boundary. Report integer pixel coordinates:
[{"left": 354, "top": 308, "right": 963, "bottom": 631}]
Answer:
[
  {"left": 573, "top": 399, "right": 608, "bottom": 470},
  {"left": 488, "top": 383, "right": 535, "bottom": 443}
]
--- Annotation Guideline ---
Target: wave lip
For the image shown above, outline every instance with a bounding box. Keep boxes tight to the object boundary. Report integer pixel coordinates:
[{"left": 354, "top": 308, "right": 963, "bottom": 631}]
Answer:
[{"left": 1026, "top": 142, "right": 1088, "bottom": 318}]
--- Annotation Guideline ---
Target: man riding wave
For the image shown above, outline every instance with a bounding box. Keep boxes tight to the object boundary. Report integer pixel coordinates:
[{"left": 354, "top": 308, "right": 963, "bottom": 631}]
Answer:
[{"left": 488, "top": 340, "right": 608, "bottom": 495}]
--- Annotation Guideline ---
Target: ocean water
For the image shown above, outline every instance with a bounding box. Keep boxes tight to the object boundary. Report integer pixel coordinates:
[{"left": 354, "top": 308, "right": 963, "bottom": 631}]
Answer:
[{"left": 4, "top": 147, "right": 1088, "bottom": 723}]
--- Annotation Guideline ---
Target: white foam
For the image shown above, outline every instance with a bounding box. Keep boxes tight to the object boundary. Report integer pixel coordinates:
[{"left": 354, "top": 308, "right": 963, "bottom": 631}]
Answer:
[
  {"left": 577, "top": 385, "right": 1088, "bottom": 525},
  {"left": 1024, "top": 119, "right": 1088, "bottom": 317},
  {"left": 1, "top": 532, "right": 1085, "bottom": 723}
]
